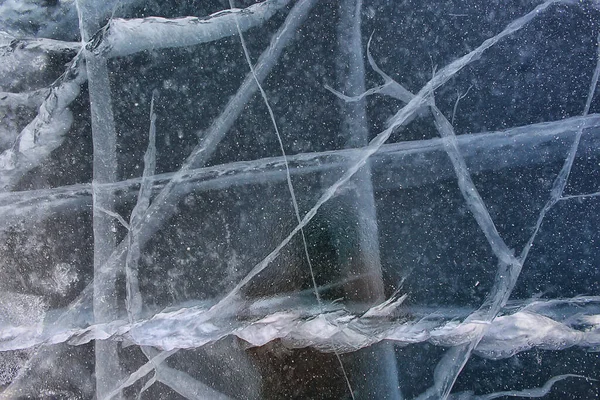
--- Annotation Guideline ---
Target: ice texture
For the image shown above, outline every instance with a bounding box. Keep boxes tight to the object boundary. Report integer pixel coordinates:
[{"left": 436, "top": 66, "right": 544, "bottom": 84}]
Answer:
[{"left": 1, "top": 0, "right": 600, "bottom": 399}]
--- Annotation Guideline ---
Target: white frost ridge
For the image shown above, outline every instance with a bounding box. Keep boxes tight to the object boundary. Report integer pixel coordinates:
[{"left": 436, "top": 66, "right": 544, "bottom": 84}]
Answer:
[
  {"left": 1, "top": 296, "right": 599, "bottom": 358},
  {"left": 88, "top": 0, "right": 291, "bottom": 57}
]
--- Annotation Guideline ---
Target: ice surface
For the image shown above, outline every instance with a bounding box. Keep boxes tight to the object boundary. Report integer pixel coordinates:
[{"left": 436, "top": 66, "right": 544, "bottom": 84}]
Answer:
[
  {"left": 1, "top": 0, "right": 600, "bottom": 399},
  {"left": 2, "top": 295, "right": 600, "bottom": 355},
  {"left": 89, "top": 0, "right": 291, "bottom": 58},
  {"left": 448, "top": 375, "right": 595, "bottom": 399},
  {"left": 0, "top": 52, "right": 86, "bottom": 191}
]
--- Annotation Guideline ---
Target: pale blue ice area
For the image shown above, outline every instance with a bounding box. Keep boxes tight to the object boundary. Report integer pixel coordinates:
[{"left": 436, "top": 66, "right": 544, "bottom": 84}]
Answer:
[{"left": 1, "top": 0, "right": 600, "bottom": 399}]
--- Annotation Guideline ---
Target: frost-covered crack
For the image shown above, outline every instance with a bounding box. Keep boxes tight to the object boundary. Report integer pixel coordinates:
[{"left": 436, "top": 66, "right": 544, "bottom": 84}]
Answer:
[
  {"left": 1, "top": 295, "right": 599, "bottom": 357},
  {"left": 88, "top": 0, "right": 291, "bottom": 57}
]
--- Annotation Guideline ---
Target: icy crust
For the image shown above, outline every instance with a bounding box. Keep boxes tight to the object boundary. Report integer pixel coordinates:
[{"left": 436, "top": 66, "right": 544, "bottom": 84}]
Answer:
[
  {"left": 0, "top": 91, "right": 49, "bottom": 149},
  {"left": 0, "top": 32, "right": 79, "bottom": 92},
  {"left": 88, "top": 0, "right": 291, "bottom": 57},
  {"left": 0, "top": 53, "right": 86, "bottom": 191},
  {"left": 1, "top": 295, "right": 599, "bottom": 358},
  {"left": 0, "top": 0, "right": 142, "bottom": 40}
]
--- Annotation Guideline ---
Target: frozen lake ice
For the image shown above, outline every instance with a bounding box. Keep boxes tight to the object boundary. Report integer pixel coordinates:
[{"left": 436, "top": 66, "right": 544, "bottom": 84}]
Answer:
[{"left": 0, "top": 0, "right": 600, "bottom": 398}]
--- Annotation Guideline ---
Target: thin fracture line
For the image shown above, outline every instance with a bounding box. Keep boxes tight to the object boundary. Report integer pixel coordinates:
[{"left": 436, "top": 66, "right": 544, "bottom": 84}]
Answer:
[
  {"left": 475, "top": 374, "right": 596, "bottom": 399},
  {"left": 229, "top": 1, "right": 355, "bottom": 397},
  {"left": 1, "top": 114, "right": 598, "bottom": 215},
  {"left": 520, "top": 31, "right": 600, "bottom": 263},
  {"left": 228, "top": 0, "right": 321, "bottom": 305},
  {"left": 103, "top": 350, "right": 178, "bottom": 399},
  {"left": 560, "top": 191, "right": 600, "bottom": 201},
  {"left": 95, "top": 205, "right": 130, "bottom": 230},
  {"left": 387, "top": 0, "right": 568, "bottom": 127},
  {"left": 125, "top": 90, "right": 157, "bottom": 323},
  {"left": 451, "top": 85, "right": 472, "bottom": 126},
  {"left": 431, "top": 96, "right": 519, "bottom": 266}
]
